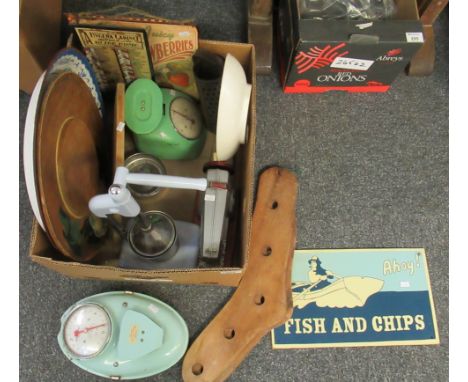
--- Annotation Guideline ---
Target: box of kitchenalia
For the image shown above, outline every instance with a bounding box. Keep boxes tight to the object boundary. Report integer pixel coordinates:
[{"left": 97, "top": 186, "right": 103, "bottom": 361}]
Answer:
[
  {"left": 27, "top": 11, "right": 257, "bottom": 287},
  {"left": 278, "top": 0, "right": 424, "bottom": 93}
]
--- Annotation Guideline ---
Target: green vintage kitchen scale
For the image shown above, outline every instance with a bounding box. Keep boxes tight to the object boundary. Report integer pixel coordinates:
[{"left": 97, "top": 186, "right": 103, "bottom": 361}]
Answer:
[
  {"left": 125, "top": 79, "right": 206, "bottom": 160},
  {"left": 57, "top": 291, "right": 188, "bottom": 379}
]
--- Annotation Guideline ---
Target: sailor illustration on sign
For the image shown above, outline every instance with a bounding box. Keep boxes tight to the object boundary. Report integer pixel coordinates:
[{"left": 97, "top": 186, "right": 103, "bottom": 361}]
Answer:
[
  {"left": 292, "top": 256, "right": 335, "bottom": 292},
  {"left": 292, "top": 256, "right": 384, "bottom": 310}
]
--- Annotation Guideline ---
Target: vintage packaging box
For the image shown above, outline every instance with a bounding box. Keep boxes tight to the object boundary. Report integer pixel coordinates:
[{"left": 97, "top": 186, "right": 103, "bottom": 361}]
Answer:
[
  {"left": 73, "top": 26, "right": 154, "bottom": 90},
  {"left": 278, "top": 0, "right": 424, "bottom": 93}
]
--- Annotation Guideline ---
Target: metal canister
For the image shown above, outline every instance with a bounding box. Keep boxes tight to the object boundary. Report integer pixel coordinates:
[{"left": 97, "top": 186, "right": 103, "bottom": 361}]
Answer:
[
  {"left": 124, "top": 153, "right": 166, "bottom": 197},
  {"left": 128, "top": 211, "right": 179, "bottom": 261}
]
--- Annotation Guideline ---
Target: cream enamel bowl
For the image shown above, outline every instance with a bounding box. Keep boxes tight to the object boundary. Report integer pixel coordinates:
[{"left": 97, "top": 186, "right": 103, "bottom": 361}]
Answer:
[
  {"left": 215, "top": 53, "right": 252, "bottom": 161},
  {"left": 23, "top": 72, "right": 46, "bottom": 229}
]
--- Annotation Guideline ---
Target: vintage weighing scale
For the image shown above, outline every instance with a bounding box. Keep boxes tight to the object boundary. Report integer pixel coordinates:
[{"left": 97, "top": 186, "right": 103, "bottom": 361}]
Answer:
[
  {"left": 57, "top": 291, "right": 188, "bottom": 379},
  {"left": 125, "top": 79, "right": 206, "bottom": 160}
]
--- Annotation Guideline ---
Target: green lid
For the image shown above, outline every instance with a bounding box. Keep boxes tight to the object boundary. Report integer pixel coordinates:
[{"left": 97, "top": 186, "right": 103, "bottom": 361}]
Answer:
[{"left": 125, "top": 79, "right": 163, "bottom": 135}]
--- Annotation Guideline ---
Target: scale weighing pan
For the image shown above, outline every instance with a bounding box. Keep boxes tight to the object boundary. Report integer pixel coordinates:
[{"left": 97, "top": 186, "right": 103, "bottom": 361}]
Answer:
[
  {"left": 35, "top": 72, "right": 106, "bottom": 261},
  {"left": 58, "top": 291, "right": 188, "bottom": 379},
  {"left": 215, "top": 53, "right": 252, "bottom": 161}
]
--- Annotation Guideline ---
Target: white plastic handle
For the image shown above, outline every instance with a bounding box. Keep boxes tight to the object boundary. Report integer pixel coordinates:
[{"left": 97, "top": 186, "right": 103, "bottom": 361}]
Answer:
[
  {"left": 88, "top": 167, "right": 209, "bottom": 219},
  {"left": 126, "top": 172, "right": 208, "bottom": 192},
  {"left": 89, "top": 187, "right": 141, "bottom": 218}
]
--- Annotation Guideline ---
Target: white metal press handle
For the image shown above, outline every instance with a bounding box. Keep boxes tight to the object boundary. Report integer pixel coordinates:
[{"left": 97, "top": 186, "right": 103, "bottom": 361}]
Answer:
[
  {"left": 89, "top": 167, "right": 208, "bottom": 218},
  {"left": 126, "top": 173, "right": 208, "bottom": 191}
]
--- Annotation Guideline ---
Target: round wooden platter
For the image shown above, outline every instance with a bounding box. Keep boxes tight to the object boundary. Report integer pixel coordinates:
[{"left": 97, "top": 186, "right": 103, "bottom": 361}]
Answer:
[{"left": 35, "top": 71, "right": 106, "bottom": 261}]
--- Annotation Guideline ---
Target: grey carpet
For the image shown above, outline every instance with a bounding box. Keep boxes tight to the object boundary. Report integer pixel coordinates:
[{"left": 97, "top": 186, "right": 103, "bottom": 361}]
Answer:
[{"left": 19, "top": 1, "right": 449, "bottom": 381}]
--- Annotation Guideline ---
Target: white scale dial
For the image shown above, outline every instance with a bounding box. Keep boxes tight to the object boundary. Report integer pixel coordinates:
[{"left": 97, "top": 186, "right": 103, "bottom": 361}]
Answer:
[
  {"left": 63, "top": 304, "right": 111, "bottom": 358},
  {"left": 170, "top": 97, "right": 203, "bottom": 140}
]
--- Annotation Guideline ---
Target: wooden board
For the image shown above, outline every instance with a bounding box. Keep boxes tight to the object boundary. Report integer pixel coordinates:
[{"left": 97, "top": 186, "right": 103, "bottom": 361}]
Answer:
[
  {"left": 408, "top": 25, "right": 435, "bottom": 76},
  {"left": 114, "top": 82, "right": 126, "bottom": 170},
  {"left": 182, "top": 167, "right": 297, "bottom": 382},
  {"left": 408, "top": 0, "right": 448, "bottom": 76}
]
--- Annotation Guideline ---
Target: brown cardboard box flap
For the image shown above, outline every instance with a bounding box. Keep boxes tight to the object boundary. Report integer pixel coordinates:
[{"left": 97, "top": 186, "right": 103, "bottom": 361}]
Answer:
[{"left": 19, "top": 0, "right": 62, "bottom": 93}]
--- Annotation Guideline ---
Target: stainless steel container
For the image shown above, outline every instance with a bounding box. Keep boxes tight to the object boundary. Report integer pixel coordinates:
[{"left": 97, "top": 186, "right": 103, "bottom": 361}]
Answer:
[
  {"left": 128, "top": 211, "right": 179, "bottom": 261},
  {"left": 124, "top": 153, "right": 166, "bottom": 197}
]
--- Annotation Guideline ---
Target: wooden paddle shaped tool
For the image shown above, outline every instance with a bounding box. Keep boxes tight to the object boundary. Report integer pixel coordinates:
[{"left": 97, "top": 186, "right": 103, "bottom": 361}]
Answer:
[{"left": 182, "top": 167, "right": 297, "bottom": 382}]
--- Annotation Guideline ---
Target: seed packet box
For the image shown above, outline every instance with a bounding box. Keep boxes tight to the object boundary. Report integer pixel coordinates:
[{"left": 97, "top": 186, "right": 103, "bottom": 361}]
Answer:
[
  {"left": 28, "top": 39, "right": 256, "bottom": 287},
  {"left": 278, "top": 0, "right": 424, "bottom": 93}
]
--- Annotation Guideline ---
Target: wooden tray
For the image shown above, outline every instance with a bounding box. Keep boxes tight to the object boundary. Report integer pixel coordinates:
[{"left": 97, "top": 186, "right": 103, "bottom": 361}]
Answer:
[{"left": 35, "top": 72, "right": 106, "bottom": 261}]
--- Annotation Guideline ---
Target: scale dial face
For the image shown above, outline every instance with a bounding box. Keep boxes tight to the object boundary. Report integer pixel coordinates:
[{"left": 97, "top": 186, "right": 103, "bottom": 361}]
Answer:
[
  {"left": 169, "top": 97, "right": 203, "bottom": 140},
  {"left": 63, "top": 303, "right": 112, "bottom": 359}
]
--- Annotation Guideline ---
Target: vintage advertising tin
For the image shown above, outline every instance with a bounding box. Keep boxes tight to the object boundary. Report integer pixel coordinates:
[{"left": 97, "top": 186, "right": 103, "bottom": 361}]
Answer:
[
  {"left": 272, "top": 248, "right": 439, "bottom": 349},
  {"left": 74, "top": 26, "right": 154, "bottom": 90},
  {"left": 67, "top": 10, "right": 199, "bottom": 98}
]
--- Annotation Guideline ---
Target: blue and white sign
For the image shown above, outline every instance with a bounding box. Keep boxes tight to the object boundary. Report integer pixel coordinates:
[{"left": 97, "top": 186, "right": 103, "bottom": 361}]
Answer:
[{"left": 272, "top": 249, "right": 439, "bottom": 348}]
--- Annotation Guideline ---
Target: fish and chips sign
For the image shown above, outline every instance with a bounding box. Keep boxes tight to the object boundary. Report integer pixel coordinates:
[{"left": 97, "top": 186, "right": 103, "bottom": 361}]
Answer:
[{"left": 272, "top": 249, "right": 439, "bottom": 348}]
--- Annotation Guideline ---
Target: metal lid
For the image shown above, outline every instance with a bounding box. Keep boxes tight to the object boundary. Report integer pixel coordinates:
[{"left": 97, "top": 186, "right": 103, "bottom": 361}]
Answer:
[
  {"left": 128, "top": 211, "right": 178, "bottom": 260},
  {"left": 124, "top": 153, "right": 166, "bottom": 197},
  {"left": 125, "top": 79, "right": 163, "bottom": 135}
]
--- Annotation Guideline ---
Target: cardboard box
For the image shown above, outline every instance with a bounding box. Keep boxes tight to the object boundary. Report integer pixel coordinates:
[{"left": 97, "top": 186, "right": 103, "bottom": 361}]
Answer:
[
  {"left": 278, "top": 0, "right": 424, "bottom": 93},
  {"left": 28, "top": 40, "right": 257, "bottom": 287},
  {"left": 19, "top": 0, "right": 62, "bottom": 94}
]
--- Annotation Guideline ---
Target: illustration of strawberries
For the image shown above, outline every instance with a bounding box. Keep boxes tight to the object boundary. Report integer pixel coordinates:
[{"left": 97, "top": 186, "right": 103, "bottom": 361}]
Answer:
[{"left": 168, "top": 73, "right": 190, "bottom": 87}]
